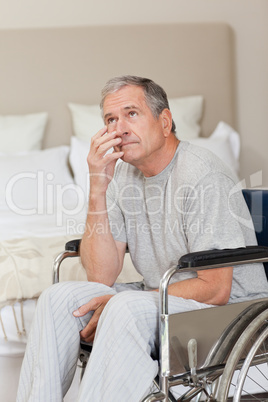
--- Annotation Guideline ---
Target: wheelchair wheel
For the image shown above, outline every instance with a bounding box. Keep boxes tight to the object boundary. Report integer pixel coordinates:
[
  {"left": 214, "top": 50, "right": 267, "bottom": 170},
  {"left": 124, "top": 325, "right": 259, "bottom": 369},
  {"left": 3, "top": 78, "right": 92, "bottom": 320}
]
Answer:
[{"left": 217, "top": 308, "right": 268, "bottom": 401}]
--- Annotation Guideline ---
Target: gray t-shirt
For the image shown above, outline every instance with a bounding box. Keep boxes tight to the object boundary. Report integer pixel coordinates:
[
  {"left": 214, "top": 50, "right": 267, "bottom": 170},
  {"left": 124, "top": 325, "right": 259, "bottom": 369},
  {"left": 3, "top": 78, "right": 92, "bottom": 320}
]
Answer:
[{"left": 106, "top": 141, "right": 268, "bottom": 302}]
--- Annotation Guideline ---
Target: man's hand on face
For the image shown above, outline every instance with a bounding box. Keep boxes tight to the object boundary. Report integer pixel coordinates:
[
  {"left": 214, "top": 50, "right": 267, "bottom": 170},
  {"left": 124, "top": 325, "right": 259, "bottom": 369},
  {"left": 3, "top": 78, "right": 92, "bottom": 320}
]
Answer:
[
  {"left": 73, "top": 294, "right": 114, "bottom": 343},
  {"left": 87, "top": 127, "right": 124, "bottom": 196}
]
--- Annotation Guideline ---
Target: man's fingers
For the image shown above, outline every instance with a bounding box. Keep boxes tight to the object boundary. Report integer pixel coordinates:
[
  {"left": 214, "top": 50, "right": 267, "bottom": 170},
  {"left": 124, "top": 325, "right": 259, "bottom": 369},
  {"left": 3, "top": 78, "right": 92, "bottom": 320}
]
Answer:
[
  {"left": 73, "top": 299, "right": 98, "bottom": 317},
  {"left": 93, "top": 126, "right": 108, "bottom": 139},
  {"left": 73, "top": 294, "right": 114, "bottom": 317},
  {"left": 73, "top": 295, "right": 114, "bottom": 342},
  {"left": 80, "top": 328, "right": 96, "bottom": 343},
  {"left": 91, "top": 128, "right": 115, "bottom": 146},
  {"left": 92, "top": 137, "right": 122, "bottom": 159},
  {"left": 80, "top": 312, "right": 99, "bottom": 340},
  {"left": 102, "top": 150, "right": 124, "bottom": 162}
]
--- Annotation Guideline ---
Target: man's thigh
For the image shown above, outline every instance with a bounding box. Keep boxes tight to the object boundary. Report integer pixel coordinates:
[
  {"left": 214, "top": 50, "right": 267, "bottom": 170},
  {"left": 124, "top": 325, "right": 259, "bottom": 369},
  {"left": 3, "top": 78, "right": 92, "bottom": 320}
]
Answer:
[
  {"left": 96, "top": 290, "right": 212, "bottom": 350},
  {"left": 43, "top": 281, "right": 143, "bottom": 331},
  {"left": 100, "top": 289, "right": 212, "bottom": 318}
]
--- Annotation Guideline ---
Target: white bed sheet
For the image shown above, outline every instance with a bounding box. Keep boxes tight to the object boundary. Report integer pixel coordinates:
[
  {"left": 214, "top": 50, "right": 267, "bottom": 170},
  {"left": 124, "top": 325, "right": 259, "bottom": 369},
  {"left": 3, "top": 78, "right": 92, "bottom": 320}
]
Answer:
[
  {"left": 0, "top": 208, "right": 86, "bottom": 401},
  {"left": 0, "top": 203, "right": 87, "bottom": 329},
  {"left": 0, "top": 204, "right": 87, "bottom": 242}
]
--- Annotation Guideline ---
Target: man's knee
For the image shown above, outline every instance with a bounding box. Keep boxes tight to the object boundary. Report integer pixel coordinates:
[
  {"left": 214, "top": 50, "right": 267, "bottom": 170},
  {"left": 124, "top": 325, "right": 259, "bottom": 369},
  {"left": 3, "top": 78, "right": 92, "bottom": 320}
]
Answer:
[
  {"left": 99, "top": 290, "right": 148, "bottom": 326},
  {"left": 39, "top": 281, "right": 78, "bottom": 302},
  {"left": 39, "top": 281, "right": 117, "bottom": 316},
  {"left": 41, "top": 281, "right": 111, "bottom": 301}
]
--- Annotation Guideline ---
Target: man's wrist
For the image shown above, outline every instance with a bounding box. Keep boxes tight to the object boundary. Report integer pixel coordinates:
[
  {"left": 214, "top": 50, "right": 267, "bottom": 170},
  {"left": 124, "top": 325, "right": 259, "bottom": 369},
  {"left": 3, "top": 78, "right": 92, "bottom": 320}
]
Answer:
[{"left": 88, "top": 192, "right": 108, "bottom": 214}]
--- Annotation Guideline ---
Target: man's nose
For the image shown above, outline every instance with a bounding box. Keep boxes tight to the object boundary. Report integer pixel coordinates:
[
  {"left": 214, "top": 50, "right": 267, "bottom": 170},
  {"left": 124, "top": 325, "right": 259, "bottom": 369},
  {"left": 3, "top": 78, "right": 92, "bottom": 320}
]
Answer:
[{"left": 115, "top": 119, "right": 129, "bottom": 136}]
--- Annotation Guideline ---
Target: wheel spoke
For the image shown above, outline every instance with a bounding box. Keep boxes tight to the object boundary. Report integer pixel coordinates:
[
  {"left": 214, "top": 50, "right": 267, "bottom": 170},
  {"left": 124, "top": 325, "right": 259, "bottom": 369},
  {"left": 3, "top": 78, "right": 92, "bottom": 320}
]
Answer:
[{"left": 217, "top": 310, "right": 268, "bottom": 401}]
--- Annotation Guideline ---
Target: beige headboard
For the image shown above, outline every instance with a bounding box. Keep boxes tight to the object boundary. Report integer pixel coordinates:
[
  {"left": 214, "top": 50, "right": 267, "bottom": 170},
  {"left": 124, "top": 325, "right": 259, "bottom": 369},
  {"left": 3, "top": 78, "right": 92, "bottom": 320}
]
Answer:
[{"left": 0, "top": 23, "right": 235, "bottom": 148}]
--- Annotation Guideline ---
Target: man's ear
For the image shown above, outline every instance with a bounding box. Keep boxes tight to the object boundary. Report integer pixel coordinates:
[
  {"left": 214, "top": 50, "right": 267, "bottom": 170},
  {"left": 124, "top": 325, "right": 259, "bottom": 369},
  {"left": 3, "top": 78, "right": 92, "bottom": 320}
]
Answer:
[{"left": 160, "top": 109, "right": 173, "bottom": 137}]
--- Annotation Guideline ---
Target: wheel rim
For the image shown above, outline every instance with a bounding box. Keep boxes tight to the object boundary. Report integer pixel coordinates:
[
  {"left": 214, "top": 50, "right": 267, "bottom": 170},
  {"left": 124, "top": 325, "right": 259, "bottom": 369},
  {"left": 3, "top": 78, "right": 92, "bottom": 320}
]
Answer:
[
  {"left": 233, "top": 326, "right": 268, "bottom": 401},
  {"left": 218, "top": 309, "right": 268, "bottom": 401}
]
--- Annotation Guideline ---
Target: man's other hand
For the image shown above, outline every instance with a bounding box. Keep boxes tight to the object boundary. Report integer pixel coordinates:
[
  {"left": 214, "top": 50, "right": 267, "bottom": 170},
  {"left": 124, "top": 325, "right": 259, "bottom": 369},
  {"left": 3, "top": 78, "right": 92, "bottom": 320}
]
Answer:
[{"left": 73, "top": 294, "right": 114, "bottom": 343}]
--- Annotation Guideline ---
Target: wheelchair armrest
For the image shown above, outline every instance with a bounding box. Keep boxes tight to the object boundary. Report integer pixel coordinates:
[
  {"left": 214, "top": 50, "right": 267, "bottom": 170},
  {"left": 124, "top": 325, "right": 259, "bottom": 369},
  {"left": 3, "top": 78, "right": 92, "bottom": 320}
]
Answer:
[
  {"left": 178, "top": 245, "right": 268, "bottom": 268},
  {"left": 160, "top": 245, "right": 268, "bottom": 316},
  {"left": 65, "top": 239, "right": 129, "bottom": 253},
  {"left": 53, "top": 239, "right": 81, "bottom": 284},
  {"left": 65, "top": 239, "right": 81, "bottom": 253},
  {"left": 53, "top": 239, "right": 130, "bottom": 284}
]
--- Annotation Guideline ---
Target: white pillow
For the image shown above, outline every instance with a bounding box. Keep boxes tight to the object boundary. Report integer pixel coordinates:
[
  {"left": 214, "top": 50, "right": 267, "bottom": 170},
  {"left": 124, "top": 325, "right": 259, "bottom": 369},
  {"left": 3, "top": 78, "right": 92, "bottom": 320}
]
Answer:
[
  {"left": 168, "top": 96, "right": 203, "bottom": 139},
  {"left": 0, "top": 112, "right": 48, "bottom": 152},
  {"left": 210, "top": 121, "right": 240, "bottom": 160},
  {"left": 69, "top": 136, "right": 115, "bottom": 197},
  {"left": 188, "top": 122, "right": 240, "bottom": 175},
  {"left": 68, "top": 103, "right": 103, "bottom": 142},
  {"left": 69, "top": 136, "right": 91, "bottom": 195},
  {"left": 68, "top": 96, "right": 203, "bottom": 142},
  {"left": 0, "top": 146, "right": 77, "bottom": 214}
]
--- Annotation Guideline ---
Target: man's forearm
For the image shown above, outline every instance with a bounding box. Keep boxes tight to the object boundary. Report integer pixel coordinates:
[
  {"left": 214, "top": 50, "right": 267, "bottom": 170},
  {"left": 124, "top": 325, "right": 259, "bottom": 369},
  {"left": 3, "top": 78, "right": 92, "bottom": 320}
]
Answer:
[
  {"left": 167, "top": 275, "right": 230, "bottom": 306},
  {"left": 80, "top": 194, "right": 122, "bottom": 286},
  {"left": 154, "top": 267, "right": 233, "bottom": 306}
]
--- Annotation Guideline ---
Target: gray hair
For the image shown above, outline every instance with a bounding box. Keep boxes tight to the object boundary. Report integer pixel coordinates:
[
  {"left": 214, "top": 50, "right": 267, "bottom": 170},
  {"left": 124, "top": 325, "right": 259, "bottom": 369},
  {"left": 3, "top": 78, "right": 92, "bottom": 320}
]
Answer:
[{"left": 100, "top": 75, "right": 176, "bottom": 133}]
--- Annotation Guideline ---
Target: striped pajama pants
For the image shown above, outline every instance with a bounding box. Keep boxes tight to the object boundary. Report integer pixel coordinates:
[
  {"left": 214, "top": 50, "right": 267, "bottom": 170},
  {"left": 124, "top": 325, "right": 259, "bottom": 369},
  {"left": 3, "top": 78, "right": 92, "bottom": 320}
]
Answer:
[{"left": 16, "top": 281, "right": 211, "bottom": 402}]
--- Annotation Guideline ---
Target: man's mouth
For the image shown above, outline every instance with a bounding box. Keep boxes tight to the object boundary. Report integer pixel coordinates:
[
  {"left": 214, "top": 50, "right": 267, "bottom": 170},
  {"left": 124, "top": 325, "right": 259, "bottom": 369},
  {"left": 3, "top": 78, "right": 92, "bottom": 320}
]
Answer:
[{"left": 120, "top": 142, "right": 137, "bottom": 147}]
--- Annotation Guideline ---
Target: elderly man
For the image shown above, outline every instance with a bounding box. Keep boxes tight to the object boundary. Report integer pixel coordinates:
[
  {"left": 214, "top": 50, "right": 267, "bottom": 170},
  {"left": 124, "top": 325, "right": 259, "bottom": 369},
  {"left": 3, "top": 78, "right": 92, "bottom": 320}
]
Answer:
[{"left": 17, "top": 76, "right": 268, "bottom": 401}]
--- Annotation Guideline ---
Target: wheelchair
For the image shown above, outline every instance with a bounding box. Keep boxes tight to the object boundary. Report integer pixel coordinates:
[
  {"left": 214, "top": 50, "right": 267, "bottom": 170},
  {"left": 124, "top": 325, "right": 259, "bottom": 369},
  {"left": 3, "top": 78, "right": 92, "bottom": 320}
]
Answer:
[{"left": 53, "top": 189, "right": 268, "bottom": 401}]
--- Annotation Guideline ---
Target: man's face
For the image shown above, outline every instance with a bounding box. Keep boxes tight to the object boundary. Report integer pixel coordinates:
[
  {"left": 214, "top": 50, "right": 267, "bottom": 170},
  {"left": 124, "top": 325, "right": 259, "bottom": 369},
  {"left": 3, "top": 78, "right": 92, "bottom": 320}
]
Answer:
[{"left": 103, "top": 85, "right": 167, "bottom": 169}]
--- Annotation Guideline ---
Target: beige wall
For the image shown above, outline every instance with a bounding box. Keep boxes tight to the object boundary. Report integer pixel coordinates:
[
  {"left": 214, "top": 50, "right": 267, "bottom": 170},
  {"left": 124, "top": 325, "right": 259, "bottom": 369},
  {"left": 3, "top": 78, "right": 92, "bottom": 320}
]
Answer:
[{"left": 0, "top": 0, "right": 267, "bottom": 186}]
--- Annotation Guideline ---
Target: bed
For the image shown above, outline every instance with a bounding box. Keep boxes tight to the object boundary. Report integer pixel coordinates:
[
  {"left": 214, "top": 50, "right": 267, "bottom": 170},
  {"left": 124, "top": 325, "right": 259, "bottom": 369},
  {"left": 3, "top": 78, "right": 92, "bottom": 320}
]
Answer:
[{"left": 0, "top": 23, "right": 239, "bottom": 401}]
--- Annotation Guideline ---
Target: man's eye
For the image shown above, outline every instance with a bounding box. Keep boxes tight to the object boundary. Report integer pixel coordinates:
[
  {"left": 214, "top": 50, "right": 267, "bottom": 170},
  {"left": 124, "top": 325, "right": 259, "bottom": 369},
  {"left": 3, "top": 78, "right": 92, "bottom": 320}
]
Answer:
[
  {"left": 107, "top": 118, "right": 116, "bottom": 124},
  {"left": 129, "top": 111, "right": 137, "bottom": 117}
]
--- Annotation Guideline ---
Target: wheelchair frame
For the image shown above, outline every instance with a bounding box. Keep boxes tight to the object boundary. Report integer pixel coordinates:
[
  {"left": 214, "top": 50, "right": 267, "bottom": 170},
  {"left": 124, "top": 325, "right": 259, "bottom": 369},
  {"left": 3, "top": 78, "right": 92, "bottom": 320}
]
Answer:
[
  {"left": 52, "top": 189, "right": 268, "bottom": 401},
  {"left": 53, "top": 242, "right": 268, "bottom": 401},
  {"left": 149, "top": 248, "right": 268, "bottom": 401}
]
